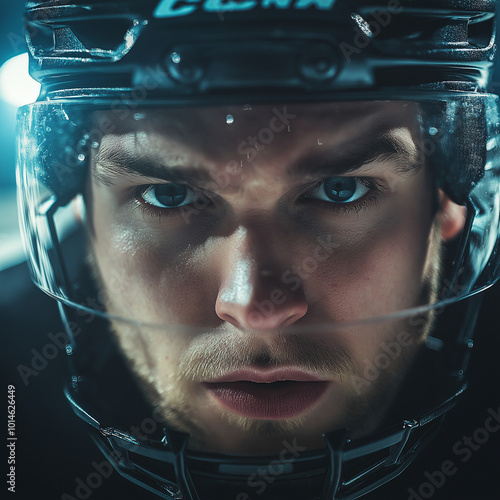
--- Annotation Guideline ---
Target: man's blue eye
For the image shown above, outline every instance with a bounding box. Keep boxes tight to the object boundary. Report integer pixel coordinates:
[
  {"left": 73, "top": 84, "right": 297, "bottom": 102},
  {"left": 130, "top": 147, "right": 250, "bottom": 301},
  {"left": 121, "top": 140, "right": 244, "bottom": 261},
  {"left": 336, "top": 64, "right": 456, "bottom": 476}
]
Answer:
[
  {"left": 141, "top": 183, "right": 196, "bottom": 208},
  {"left": 308, "top": 177, "right": 370, "bottom": 204}
]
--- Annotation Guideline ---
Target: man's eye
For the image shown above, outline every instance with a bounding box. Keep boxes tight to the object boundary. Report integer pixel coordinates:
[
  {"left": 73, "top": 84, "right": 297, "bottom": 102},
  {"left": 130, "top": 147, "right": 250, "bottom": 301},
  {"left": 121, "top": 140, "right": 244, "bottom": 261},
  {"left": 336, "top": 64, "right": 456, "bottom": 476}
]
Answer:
[
  {"left": 306, "top": 177, "right": 370, "bottom": 204},
  {"left": 140, "top": 183, "right": 196, "bottom": 208}
]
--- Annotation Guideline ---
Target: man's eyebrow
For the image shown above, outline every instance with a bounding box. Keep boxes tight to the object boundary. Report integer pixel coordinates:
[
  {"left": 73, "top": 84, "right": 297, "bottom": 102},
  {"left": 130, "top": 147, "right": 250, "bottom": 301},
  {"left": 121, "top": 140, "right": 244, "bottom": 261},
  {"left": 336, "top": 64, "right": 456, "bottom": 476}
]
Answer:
[
  {"left": 291, "top": 131, "right": 423, "bottom": 179},
  {"left": 93, "top": 129, "right": 422, "bottom": 187},
  {"left": 93, "top": 148, "right": 214, "bottom": 186}
]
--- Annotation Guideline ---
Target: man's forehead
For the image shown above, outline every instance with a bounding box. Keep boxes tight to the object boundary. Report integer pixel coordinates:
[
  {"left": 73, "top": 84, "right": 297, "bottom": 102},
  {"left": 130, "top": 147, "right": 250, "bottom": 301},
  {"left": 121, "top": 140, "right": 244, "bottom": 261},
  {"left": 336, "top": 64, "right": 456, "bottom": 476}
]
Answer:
[
  {"left": 95, "top": 101, "right": 422, "bottom": 165},
  {"left": 97, "top": 101, "right": 421, "bottom": 138}
]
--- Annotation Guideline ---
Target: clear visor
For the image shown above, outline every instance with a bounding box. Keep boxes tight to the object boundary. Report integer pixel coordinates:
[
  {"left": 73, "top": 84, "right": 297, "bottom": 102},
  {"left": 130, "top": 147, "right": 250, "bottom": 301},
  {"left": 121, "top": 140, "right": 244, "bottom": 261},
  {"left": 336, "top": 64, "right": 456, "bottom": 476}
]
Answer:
[{"left": 16, "top": 97, "right": 500, "bottom": 335}]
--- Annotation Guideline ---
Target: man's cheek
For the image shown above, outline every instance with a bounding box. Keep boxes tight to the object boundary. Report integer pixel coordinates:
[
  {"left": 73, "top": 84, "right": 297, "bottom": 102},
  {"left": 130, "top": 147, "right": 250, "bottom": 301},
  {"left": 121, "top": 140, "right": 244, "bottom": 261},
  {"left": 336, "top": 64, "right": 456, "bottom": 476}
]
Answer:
[{"left": 312, "top": 246, "right": 396, "bottom": 316}]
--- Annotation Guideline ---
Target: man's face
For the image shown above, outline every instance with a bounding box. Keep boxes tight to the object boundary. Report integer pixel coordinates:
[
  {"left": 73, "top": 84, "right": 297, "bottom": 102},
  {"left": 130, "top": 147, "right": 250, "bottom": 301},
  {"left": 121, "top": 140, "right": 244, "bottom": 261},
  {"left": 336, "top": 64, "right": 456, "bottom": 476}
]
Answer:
[{"left": 87, "top": 101, "right": 463, "bottom": 454}]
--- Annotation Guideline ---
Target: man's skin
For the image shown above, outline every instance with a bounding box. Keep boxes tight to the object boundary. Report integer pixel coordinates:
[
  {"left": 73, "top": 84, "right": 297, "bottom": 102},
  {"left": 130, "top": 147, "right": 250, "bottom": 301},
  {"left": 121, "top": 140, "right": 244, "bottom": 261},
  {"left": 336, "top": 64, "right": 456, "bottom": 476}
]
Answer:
[{"left": 85, "top": 101, "right": 465, "bottom": 454}]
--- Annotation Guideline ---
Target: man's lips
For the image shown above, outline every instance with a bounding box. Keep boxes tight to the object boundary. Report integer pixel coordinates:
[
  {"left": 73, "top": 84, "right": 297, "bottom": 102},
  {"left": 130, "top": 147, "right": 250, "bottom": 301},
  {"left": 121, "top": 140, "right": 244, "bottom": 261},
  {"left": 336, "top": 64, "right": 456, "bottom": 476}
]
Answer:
[
  {"left": 203, "top": 368, "right": 330, "bottom": 419},
  {"left": 205, "top": 368, "right": 326, "bottom": 384}
]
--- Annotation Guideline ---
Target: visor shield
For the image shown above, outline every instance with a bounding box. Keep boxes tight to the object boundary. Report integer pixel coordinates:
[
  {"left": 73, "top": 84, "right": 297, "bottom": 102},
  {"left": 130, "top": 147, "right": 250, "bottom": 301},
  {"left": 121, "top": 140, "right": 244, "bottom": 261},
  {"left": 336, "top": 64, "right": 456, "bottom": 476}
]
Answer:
[{"left": 16, "top": 97, "right": 500, "bottom": 332}]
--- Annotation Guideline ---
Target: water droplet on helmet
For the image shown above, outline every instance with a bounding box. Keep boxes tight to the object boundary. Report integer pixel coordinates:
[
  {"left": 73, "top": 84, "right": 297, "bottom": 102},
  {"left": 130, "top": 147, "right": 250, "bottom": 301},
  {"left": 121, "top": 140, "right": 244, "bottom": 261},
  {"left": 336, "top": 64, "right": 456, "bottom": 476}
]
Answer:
[
  {"left": 170, "top": 52, "right": 181, "bottom": 64},
  {"left": 45, "top": 126, "right": 51, "bottom": 132},
  {"left": 226, "top": 114, "right": 234, "bottom": 125},
  {"left": 91, "top": 141, "right": 99, "bottom": 149},
  {"left": 428, "top": 126, "right": 439, "bottom": 136},
  {"left": 134, "top": 112, "right": 146, "bottom": 121},
  {"left": 77, "top": 154, "right": 86, "bottom": 162}
]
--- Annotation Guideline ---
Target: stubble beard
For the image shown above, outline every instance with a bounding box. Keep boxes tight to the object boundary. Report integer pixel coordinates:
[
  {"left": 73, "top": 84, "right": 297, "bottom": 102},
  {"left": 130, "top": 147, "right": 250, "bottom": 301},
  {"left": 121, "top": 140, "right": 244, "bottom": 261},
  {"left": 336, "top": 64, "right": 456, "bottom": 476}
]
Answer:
[
  {"left": 108, "top": 316, "right": 429, "bottom": 453},
  {"left": 91, "top": 218, "right": 443, "bottom": 454}
]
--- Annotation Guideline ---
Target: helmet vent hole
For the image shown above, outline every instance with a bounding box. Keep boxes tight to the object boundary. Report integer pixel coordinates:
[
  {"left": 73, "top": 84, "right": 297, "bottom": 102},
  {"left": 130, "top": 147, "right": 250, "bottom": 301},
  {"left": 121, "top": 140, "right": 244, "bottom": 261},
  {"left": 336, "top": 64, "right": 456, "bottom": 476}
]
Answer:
[
  {"left": 67, "top": 19, "right": 133, "bottom": 52},
  {"left": 467, "top": 17, "right": 494, "bottom": 49}
]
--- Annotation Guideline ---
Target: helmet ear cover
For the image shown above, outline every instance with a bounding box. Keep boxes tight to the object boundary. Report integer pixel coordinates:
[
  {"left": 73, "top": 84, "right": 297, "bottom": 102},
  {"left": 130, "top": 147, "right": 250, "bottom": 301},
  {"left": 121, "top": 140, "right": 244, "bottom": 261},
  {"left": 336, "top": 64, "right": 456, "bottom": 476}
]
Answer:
[
  {"left": 420, "top": 98, "right": 488, "bottom": 205},
  {"left": 22, "top": 105, "right": 90, "bottom": 207}
]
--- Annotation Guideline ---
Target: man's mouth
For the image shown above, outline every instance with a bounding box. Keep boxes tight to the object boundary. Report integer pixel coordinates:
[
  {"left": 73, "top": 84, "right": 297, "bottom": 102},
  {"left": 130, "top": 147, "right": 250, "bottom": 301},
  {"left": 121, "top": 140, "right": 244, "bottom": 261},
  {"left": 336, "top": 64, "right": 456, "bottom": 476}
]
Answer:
[{"left": 203, "top": 368, "right": 330, "bottom": 419}]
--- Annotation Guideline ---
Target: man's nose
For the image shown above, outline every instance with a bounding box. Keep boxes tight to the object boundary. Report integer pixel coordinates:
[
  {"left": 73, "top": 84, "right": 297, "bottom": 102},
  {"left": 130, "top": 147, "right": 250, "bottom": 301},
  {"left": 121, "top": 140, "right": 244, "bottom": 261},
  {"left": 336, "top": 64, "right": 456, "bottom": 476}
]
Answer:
[{"left": 215, "top": 226, "right": 308, "bottom": 330}]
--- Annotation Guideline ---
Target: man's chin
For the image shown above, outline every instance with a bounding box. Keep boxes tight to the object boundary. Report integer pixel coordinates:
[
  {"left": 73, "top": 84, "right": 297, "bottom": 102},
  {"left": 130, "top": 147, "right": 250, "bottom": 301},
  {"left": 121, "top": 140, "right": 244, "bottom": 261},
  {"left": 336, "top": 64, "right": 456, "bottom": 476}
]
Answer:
[{"left": 182, "top": 411, "right": 330, "bottom": 454}]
